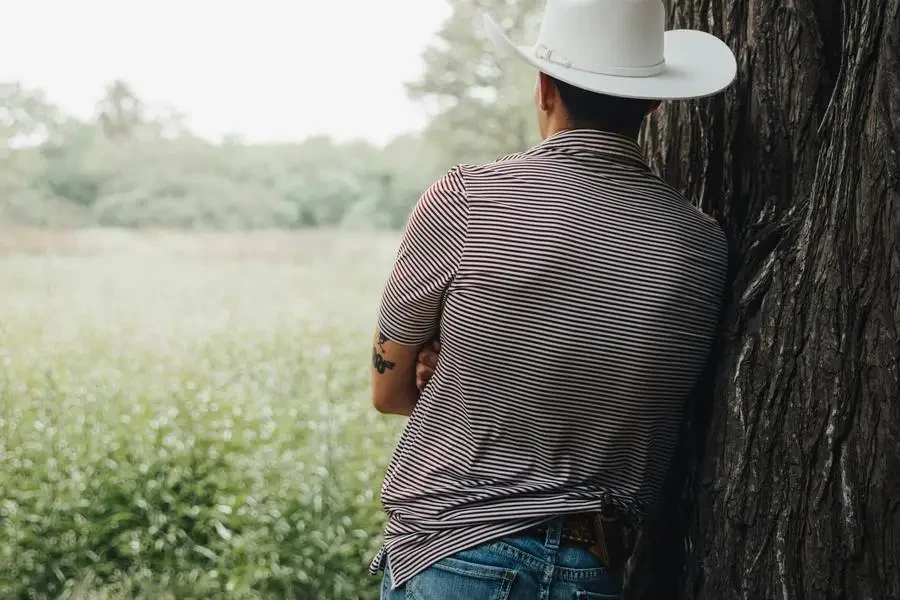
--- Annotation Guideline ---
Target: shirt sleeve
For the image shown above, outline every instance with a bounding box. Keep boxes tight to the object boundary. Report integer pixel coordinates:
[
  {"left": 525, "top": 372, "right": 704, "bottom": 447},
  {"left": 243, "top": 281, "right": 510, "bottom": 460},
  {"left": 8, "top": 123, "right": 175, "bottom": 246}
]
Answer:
[{"left": 377, "top": 166, "right": 469, "bottom": 345}]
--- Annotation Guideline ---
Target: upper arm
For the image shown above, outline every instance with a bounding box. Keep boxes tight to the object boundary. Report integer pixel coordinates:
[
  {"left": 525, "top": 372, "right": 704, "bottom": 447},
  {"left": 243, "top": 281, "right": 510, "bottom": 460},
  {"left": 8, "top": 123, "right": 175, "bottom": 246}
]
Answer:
[
  {"left": 378, "top": 166, "right": 469, "bottom": 344},
  {"left": 371, "top": 167, "right": 468, "bottom": 414}
]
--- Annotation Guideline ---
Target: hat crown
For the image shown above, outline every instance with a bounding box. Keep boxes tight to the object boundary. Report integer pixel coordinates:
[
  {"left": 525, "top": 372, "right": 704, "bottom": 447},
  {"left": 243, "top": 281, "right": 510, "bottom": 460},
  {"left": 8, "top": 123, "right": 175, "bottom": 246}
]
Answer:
[{"left": 536, "top": 0, "right": 666, "bottom": 75}]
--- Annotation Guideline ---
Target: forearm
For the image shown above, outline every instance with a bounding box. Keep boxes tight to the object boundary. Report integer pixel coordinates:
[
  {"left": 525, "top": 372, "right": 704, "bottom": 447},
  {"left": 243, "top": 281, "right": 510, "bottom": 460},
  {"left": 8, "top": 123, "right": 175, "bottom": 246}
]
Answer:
[{"left": 371, "top": 331, "right": 421, "bottom": 416}]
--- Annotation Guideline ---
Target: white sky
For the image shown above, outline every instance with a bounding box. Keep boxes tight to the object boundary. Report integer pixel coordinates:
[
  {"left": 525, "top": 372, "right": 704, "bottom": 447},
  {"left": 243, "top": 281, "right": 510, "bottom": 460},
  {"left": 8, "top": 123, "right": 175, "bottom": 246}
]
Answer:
[{"left": 1, "top": 0, "right": 452, "bottom": 145}]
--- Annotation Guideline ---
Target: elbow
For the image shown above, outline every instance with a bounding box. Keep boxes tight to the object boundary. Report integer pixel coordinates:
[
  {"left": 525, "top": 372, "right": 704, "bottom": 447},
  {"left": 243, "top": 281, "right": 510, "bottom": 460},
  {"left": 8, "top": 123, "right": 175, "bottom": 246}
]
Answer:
[
  {"left": 372, "top": 394, "right": 392, "bottom": 414},
  {"left": 372, "top": 392, "right": 415, "bottom": 417}
]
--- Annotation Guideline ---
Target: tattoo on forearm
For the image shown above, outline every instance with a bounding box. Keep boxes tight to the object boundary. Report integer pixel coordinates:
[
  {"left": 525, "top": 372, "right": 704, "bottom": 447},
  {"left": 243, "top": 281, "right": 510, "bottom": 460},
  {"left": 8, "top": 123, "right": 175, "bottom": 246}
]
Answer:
[{"left": 373, "top": 332, "right": 395, "bottom": 374}]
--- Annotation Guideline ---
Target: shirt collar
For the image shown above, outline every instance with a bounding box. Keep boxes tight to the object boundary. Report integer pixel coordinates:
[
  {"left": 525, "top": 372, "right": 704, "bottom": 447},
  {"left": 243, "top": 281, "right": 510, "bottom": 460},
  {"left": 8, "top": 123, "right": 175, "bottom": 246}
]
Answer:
[{"left": 531, "top": 128, "right": 648, "bottom": 168}]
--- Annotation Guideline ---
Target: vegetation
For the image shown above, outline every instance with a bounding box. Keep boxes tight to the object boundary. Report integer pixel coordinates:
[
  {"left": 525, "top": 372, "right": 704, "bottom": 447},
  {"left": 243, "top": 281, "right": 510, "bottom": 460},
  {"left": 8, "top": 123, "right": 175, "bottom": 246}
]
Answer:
[
  {"left": 4, "top": 0, "right": 895, "bottom": 598},
  {"left": 0, "top": 229, "right": 403, "bottom": 599},
  {"left": 0, "top": 2, "right": 540, "bottom": 232},
  {"left": 0, "top": 2, "right": 545, "bottom": 597},
  {"left": 0, "top": 80, "right": 446, "bottom": 231}
]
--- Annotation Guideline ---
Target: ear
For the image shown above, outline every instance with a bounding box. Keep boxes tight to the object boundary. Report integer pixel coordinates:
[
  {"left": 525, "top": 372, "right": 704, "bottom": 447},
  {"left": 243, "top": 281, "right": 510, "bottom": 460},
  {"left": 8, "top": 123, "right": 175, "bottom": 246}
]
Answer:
[{"left": 538, "top": 72, "right": 556, "bottom": 112}]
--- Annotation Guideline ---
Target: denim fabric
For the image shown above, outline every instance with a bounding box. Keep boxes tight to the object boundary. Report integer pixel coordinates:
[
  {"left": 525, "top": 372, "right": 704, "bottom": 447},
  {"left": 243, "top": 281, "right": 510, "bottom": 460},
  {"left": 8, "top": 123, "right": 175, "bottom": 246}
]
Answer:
[{"left": 380, "top": 520, "right": 622, "bottom": 600}]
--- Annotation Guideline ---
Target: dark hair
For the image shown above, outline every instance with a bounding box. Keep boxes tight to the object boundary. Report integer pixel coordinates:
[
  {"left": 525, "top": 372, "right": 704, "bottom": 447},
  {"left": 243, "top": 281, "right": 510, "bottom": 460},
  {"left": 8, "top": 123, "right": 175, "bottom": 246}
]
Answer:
[{"left": 550, "top": 76, "right": 657, "bottom": 136}]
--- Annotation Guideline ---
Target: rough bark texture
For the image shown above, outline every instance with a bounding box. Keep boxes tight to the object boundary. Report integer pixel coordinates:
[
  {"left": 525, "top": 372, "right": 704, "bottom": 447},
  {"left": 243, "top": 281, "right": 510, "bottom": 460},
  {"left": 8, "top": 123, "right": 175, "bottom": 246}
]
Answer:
[{"left": 629, "top": 1, "right": 900, "bottom": 599}]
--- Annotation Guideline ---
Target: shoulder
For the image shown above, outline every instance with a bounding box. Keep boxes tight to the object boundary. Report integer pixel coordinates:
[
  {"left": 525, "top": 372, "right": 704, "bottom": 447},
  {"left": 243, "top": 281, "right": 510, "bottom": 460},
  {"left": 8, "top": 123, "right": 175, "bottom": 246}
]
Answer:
[
  {"left": 652, "top": 175, "right": 726, "bottom": 234},
  {"left": 686, "top": 203, "right": 731, "bottom": 281},
  {"left": 407, "top": 167, "right": 470, "bottom": 236},
  {"left": 646, "top": 175, "right": 730, "bottom": 262},
  {"left": 494, "top": 150, "right": 530, "bottom": 163},
  {"left": 452, "top": 150, "right": 537, "bottom": 188},
  {"left": 426, "top": 154, "right": 529, "bottom": 203},
  {"left": 426, "top": 165, "right": 469, "bottom": 197},
  {"left": 416, "top": 166, "right": 470, "bottom": 215}
]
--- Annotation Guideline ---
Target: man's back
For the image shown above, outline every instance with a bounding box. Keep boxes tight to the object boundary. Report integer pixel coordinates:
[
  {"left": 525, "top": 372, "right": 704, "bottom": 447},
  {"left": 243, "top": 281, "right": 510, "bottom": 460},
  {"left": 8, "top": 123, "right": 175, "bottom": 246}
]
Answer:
[{"left": 373, "top": 129, "right": 729, "bottom": 587}]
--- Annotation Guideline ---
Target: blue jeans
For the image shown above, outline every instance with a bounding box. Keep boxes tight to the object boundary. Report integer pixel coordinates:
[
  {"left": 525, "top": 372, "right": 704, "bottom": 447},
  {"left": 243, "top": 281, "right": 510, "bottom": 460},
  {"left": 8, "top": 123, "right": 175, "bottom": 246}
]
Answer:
[{"left": 380, "top": 519, "right": 623, "bottom": 599}]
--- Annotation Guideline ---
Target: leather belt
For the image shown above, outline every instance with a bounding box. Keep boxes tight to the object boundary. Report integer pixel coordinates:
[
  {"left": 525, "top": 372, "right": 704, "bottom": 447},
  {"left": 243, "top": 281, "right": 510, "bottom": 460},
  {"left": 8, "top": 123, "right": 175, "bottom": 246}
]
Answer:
[{"left": 530, "top": 512, "right": 638, "bottom": 573}]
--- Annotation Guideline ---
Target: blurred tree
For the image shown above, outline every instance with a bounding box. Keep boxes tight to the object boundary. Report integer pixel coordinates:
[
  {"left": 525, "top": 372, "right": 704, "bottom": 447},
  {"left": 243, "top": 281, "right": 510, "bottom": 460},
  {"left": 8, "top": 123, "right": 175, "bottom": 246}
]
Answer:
[
  {"left": 408, "top": 0, "right": 543, "bottom": 164},
  {"left": 0, "top": 83, "right": 81, "bottom": 225},
  {"left": 0, "top": 82, "right": 66, "bottom": 149},
  {"left": 143, "top": 103, "right": 191, "bottom": 140},
  {"left": 96, "top": 80, "right": 146, "bottom": 142},
  {"left": 374, "top": 134, "right": 446, "bottom": 227},
  {"left": 40, "top": 122, "right": 118, "bottom": 207}
]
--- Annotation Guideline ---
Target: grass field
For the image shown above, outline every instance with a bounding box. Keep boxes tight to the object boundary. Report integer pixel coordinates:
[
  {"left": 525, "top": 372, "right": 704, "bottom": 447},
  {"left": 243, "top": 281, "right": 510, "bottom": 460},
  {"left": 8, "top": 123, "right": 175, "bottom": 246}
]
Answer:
[{"left": 0, "top": 228, "right": 404, "bottom": 599}]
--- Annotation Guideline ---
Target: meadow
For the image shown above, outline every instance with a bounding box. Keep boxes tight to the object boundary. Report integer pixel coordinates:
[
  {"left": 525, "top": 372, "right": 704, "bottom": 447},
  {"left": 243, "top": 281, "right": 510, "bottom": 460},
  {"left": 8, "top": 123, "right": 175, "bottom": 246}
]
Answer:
[{"left": 0, "top": 228, "right": 404, "bottom": 599}]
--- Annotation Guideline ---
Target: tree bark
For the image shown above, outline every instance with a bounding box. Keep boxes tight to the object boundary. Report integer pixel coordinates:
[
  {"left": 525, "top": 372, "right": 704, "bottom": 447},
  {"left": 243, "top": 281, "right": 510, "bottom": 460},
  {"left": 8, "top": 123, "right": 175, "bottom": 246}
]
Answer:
[{"left": 630, "top": 1, "right": 900, "bottom": 599}]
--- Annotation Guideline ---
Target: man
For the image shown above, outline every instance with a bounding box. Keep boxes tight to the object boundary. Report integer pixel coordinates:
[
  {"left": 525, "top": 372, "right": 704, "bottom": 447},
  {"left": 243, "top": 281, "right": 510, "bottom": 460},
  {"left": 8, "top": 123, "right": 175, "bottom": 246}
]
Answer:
[{"left": 369, "top": 1, "right": 737, "bottom": 598}]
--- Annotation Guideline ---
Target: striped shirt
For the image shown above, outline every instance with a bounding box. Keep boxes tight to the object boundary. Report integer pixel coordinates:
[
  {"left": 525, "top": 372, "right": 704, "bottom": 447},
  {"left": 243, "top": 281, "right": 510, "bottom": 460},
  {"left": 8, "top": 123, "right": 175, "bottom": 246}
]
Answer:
[{"left": 370, "top": 129, "right": 729, "bottom": 589}]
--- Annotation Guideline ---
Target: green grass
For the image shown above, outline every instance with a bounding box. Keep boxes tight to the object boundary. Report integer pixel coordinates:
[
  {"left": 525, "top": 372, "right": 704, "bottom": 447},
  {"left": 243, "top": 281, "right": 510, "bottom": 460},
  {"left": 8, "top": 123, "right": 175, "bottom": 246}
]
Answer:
[{"left": 0, "top": 230, "right": 404, "bottom": 599}]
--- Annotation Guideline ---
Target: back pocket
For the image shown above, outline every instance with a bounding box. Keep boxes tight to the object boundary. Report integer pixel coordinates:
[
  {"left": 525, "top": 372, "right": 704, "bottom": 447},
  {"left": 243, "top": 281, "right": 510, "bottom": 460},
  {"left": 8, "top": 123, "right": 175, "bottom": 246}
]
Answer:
[{"left": 406, "top": 555, "right": 516, "bottom": 600}]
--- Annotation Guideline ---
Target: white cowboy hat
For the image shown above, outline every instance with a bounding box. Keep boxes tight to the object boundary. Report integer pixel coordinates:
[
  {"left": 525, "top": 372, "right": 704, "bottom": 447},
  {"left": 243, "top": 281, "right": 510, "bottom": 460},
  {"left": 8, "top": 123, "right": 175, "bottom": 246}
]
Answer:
[{"left": 483, "top": 0, "right": 737, "bottom": 100}]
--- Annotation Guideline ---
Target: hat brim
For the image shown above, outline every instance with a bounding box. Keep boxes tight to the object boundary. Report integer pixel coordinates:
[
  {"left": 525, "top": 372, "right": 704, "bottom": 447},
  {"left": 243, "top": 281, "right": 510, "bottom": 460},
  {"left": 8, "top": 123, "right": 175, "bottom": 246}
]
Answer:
[{"left": 483, "top": 14, "right": 736, "bottom": 100}]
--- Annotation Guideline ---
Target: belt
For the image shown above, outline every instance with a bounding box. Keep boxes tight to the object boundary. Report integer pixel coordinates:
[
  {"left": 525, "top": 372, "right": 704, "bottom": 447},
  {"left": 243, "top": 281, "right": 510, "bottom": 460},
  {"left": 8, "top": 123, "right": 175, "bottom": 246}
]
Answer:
[{"left": 529, "top": 513, "right": 638, "bottom": 573}]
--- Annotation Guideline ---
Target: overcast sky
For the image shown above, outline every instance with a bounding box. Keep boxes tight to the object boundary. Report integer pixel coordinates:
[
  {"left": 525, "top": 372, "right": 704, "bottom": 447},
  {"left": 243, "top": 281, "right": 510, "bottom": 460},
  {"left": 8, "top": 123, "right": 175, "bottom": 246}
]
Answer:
[{"left": 1, "top": 0, "right": 452, "bottom": 145}]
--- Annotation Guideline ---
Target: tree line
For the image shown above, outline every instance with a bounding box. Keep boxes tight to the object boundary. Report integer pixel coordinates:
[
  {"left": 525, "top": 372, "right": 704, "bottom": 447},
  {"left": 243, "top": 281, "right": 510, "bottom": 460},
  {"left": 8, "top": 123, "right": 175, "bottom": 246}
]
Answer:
[
  {"left": 0, "top": 79, "right": 437, "bottom": 230},
  {"left": 0, "top": 2, "right": 541, "bottom": 231}
]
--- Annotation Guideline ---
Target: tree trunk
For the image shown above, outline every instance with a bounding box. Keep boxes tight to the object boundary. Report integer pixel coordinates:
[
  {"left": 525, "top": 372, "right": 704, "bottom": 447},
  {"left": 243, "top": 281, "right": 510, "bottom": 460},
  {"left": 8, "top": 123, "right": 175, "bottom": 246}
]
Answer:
[{"left": 630, "top": 1, "right": 900, "bottom": 599}]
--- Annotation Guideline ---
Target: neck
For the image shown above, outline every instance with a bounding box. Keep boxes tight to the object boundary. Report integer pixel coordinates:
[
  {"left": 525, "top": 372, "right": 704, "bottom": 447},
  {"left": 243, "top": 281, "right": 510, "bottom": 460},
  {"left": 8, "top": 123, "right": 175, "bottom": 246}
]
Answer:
[{"left": 544, "top": 115, "right": 641, "bottom": 141}]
